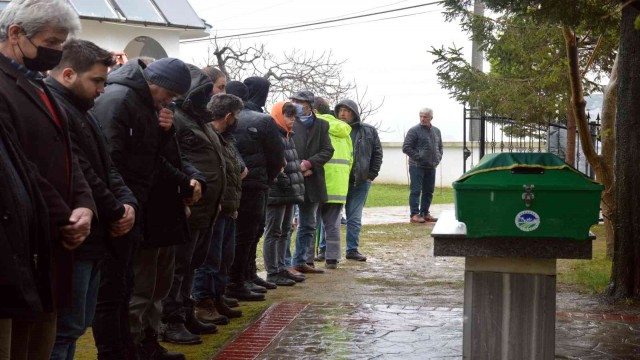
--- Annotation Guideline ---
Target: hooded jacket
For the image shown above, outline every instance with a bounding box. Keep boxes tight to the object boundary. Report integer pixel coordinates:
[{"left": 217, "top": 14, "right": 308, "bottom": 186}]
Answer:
[
  {"left": 335, "top": 99, "right": 383, "bottom": 186},
  {"left": 218, "top": 131, "right": 243, "bottom": 216},
  {"left": 174, "top": 65, "right": 226, "bottom": 230},
  {"left": 317, "top": 113, "right": 352, "bottom": 204},
  {"left": 267, "top": 101, "right": 305, "bottom": 205},
  {"left": 243, "top": 76, "right": 270, "bottom": 113},
  {"left": 46, "top": 77, "right": 138, "bottom": 260}
]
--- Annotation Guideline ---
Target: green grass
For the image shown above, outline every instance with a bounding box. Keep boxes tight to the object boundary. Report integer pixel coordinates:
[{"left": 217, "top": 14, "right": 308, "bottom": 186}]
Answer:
[
  {"left": 365, "top": 183, "right": 453, "bottom": 207},
  {"left": 557, "top": 224, "right": 612, "bottom": 294}
]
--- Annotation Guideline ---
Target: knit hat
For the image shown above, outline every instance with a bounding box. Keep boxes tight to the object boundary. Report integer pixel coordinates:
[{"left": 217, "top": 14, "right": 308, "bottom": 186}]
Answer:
[
  {"left": 290, "top": 90, "right": 315, "bottom": 107},
  {"left": 143, "top": 57, "right": 191, "bottom": 95},
  {"left": 226, "top": 81, "right": 249, "bottom": 101}
]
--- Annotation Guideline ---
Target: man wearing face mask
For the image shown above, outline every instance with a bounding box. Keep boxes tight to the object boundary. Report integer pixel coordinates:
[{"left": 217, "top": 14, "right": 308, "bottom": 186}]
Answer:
[
  {"left": 91, "top": 57, "right": 194, "bottom": 360},
  {"left": 45, "top": 39, "right": 139, "bottom": 360},
  {"left": 289, "top": 90, "right": 334, "bottom": 275},
  {"left": 0, "top": 1, "right": 96, "bottom": 358},
  {"left": 160, "top": 65, "right": 226, "bottom": 345}
]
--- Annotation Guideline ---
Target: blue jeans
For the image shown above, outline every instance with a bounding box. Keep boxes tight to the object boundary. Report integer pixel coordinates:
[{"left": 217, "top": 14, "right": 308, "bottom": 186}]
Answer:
[
  {"left": 409, "top": 166, "right": 436, "bottom": 216},
  {"left": 345, "top": 181, "right": 371, "bottom": 253},
  {"left": 192, "top": 216, "right": 236, "bottom": 301},
  {"left": 292, "top": 201, "right": 319, "bottom": 266},
  {"left": 51, "top": 260, "right": 101, "bottom": 360},
  {"left": 284, "top": 205, "right": 298, "bottom": 267}
]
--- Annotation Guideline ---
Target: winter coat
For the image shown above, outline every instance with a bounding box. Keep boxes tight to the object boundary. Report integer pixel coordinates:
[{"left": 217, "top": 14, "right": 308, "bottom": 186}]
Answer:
[
  {"left": 244, "top": 76, "right": 270, "bottom": 112},
  {"left": 91, "top": 59, "right": 173, "bottom": 207},
  {"left": 233, "top": 109, "right": 285, "bottom": 189},
  {"left": 402, "top": 124, "right": 443, "bottom": 169},
  {"left": 174, "top": 65, "right": 226, "bottom": 230},
  {"left": 317, "top": 114, "right": 352, "bottom": 204},
  {"left": 291, "top": 114, "right": 334, "bottom": 203},
  {"left": 0, "top": 55, "right": 96, "bottom": 311},
  {"left": 268, "top": 127, "right": 305, "bottom": 205},
  {"left": 46, "top": 77, "right": 138, "bottom": 260},
  {"left": 335, "top": 99, "right": 383, "bottom": 186},
  {"left": 218, "top": 131, "right": 243, "bottom": 217},
  {"left": 0, "top": 119, "right": 52, "bottom": 317}
]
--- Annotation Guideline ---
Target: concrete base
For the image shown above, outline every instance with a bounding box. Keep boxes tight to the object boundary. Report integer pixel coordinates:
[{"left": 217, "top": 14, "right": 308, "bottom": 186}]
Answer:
[{"left": 463, "top": 257, "right": 556, "bottom": 360}]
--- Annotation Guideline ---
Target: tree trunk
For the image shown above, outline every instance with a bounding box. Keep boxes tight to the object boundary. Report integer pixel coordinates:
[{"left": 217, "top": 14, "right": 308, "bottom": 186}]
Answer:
[
  {"left": 608, "top": 5, "right": 640, "bottom": 300},
  {"left": 601, "top": 53, "right": 618, "bottom": 259},
  {"left": 565, "top": 100, "right": 576, "bottom": 166}
]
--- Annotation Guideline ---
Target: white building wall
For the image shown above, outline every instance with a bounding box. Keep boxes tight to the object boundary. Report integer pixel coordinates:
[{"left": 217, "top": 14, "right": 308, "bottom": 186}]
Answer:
[
  {"left": 78, "top": 20, "right": 180, "bottom": 57},
  {"left": 376, "top": 142, "right": 483, "bottom": 187}
]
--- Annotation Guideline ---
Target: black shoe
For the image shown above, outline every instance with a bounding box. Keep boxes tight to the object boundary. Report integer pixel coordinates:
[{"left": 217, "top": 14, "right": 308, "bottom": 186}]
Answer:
[
  {"left": 267, "top": 273, "right": 296, "bottom": 286},
  {"left": 341, "top": 216, "right": 347, "bottom": 225},
  {"left": 346, "top": 250, "right": 367, "bottom": 262},
  {"left": 215, "top": 297, "right": 243, "bottom": 318},
  {"left": 185, "top": 311, "right": 218, "bottom": 335},
  {"left": 314, "top": 250, "right": 326, "bottom": 262},
  {"left": 226, "top": 284, "right": 265, "bottom": 301},
  {"left": 160, "top": 322, "right": 202, "bottom": 345},
  {"left": 139, "top": 330, "right": 186, "bottom": 360},
  {"left": 222, "top": 295, "right": 239, "bottom": 308},
  {"left": 283, "top": 269, "right": 305, "bottom": 283},
  {"left": 245, "top": 280, "right": 267, "bottom": 293},
  {"left": 253, "top": 276, "right": 277, "bottom": 289}
]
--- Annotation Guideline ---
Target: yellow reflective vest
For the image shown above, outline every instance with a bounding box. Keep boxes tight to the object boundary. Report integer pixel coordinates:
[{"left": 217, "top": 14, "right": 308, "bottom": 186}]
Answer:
[{"left": 317, "top": 114, "right": 353, "bottom": 204}]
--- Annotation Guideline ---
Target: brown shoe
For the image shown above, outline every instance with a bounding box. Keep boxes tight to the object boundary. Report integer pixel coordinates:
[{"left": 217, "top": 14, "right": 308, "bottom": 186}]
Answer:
[
  {"left": 287, "top": 267, "right": 305, "bottom": 277},
  {"left": 292, "top": 264, "right": 325, "bottom": 274},
  {"left": 194, "top": 299, "right": 229, "bottom": 325},
  {"left": 423, "top": 214, "right": 438, "bottom": 222},
  {"left": 410, "top": 214, "right": 426, "bottom": 223}
]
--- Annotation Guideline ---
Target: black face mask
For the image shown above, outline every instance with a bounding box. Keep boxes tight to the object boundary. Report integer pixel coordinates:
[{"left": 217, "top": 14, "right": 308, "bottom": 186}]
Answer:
[{"left": 20, "top": 37, "right": 63, "bottom": 72}]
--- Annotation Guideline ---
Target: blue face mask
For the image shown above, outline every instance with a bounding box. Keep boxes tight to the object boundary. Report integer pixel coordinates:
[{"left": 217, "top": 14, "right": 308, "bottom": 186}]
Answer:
[
  {"left": 294, "top": 103, "right": 305, "bottom": 117},
  {"left": 299, "top": 114, "right": 313, "bottom": 128}
]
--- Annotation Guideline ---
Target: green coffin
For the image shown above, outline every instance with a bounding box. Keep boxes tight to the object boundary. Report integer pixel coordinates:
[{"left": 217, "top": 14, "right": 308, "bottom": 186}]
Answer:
[{"left": 453, "top": 153, "right": 603, "bottom": 240}]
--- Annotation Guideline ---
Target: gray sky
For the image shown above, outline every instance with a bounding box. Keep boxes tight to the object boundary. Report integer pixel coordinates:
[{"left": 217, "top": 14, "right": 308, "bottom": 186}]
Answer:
[{"left": 181, "top": 0, "right": 473, "bottom": 142}]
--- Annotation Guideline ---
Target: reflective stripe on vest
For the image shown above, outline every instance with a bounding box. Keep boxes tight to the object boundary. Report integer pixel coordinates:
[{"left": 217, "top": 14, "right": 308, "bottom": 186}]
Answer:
[
  {"left": 327, "top": 194, "right": 347, "bottom": 201},
  {"left": 326, "top": 158, "right": 350, "bottom": 165}
]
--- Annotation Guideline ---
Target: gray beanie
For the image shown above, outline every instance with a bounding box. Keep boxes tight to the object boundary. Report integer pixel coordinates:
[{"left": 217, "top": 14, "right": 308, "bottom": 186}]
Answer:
[
  {"left": 335, "top": 99, "right": 361, "bottom": 122},
  {"left": 143, "top": 58, "right": 191, "bottom": 95},
  {"left": 290, "top": 90, "right": 315, "bottom": 107}
]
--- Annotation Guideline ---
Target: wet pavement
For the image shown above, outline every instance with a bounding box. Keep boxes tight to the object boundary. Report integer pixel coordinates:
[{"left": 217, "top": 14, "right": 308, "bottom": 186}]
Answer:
[{"left": 211, "top": 204, "right": 640, "bottom": 360}]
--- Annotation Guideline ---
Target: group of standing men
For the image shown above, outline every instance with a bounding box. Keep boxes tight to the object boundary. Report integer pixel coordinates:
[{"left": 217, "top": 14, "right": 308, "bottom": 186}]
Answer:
[{"left": 0, "top": 1, "right": 386, "bottom": 360}]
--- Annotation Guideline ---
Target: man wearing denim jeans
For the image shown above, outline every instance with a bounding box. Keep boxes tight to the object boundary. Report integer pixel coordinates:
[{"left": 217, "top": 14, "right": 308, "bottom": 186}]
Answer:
[
  {"left": 402, "top": 108, "right": 443, "bottom": 223},
  {"left": 335, "top": 99, "right": 383, "bottom": 262},
  {"left": 290, "top": 91, "right": 334, "bottom": 274}
]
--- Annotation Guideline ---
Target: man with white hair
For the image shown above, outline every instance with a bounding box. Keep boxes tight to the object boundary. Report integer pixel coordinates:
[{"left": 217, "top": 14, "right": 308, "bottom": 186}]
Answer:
[
  {"left": 0, "top": 0, "right": 96, "bottom": 358},
  {"left": 402, "top": 108, "right": 443, "bottom": 223}
]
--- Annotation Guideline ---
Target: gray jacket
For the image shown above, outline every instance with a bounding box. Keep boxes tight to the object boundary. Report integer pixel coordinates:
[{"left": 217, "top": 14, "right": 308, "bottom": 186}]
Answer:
[{"left": 402, "top": 124, "right": 443, "bottom": 168}]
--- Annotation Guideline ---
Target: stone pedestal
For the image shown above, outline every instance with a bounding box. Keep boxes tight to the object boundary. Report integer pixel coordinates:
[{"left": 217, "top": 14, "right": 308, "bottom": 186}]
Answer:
[{"left": 431, "top": 211, "right": 594, "bottom": 360}]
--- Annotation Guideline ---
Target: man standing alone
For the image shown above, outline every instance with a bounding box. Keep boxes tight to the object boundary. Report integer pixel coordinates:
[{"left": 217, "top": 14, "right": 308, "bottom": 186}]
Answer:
[{"left": 402, "top": 108, "right": 443, "bottom": 223}]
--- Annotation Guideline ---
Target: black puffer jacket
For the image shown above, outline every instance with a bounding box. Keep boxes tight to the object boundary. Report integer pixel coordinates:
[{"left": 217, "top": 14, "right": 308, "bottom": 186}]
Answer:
[
  {"left": 0, "top": 119, "right": 52, "bottom": 317},
  {"left": 46, "top": 77, "right": 138, "bottom": 260},
  {"left": 219, "top": 132, "right": 244, "bottom": 216},
  {"left": 174, "top": 65, "right": 225, "bottom": 230},
  {"left": 268, "top": 127, "right": 305, "bottom": 205},
  {"left": 233, "top": 109, "right": 285, "bottom": 189},
  {"left": 92, "top": 60, "right": 172, "bottom": 207},
  {"left": 335, "top": 99, "right": 383, "bottom": 185}
]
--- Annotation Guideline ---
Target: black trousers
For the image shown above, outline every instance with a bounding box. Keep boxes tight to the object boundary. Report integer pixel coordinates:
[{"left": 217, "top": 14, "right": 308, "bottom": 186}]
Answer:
[{"left": 229, "top": 187, "right": 266, "bottom": 286}]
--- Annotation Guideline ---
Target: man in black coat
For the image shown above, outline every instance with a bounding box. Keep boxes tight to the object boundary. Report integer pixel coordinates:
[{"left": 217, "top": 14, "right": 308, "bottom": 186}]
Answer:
[
  {"left": 227, "top": 80, "right": 285, "bottom": 301},
  {"left": 0, "top": 1, "right": 96, "bottom": 357},
  {"left": 91, "top": 57, "right": 195, "bottom": 360},
  {"left": 45, "top": 39, "right": 139, "bottom": 360},
  {"left": 289, "top": 90, "right": 334, "bottom": 274}
]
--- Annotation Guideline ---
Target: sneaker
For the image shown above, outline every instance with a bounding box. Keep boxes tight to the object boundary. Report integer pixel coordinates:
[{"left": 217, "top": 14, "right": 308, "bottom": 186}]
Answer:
[
  {"left": 252, "top": 276, "right": 277, "bottom": 289},
  {"left": 325, "top": 259, "right": 338, "bottom": 269},
  {"left": 194, "top": 298, "right": 229, "bottom": 325},
  {"left": 314, "top": 249, "right": 326, "bottom": 262},
  {"left": 267, "top": 273, "right": 296, "bottom": 286},
  {"left": 410, "top": 214, "right": 426, "bottom": 223},
  {"left": 346, "top": 250, "right": 367, "bottom": 262},
  {"left": 423, "top": 214, "right": 438, "bottom": 222}
]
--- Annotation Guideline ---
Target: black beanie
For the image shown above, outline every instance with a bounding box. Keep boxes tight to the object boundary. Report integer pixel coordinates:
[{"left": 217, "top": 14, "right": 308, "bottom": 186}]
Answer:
[
  {"left": 143, "top": 57, "right": 191, "bottom": 95},
  {"left": 226, "top": 81, "right": 249, "bottom": 102}
]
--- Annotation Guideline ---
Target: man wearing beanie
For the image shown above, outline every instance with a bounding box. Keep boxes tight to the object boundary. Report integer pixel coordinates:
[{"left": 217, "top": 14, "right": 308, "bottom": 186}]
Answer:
[
  {"left": 289, "top": 90, "right": 334, "bottom": 275},
  {"left": 92, "top": 57, "right": 195, "bottom": 360},
  {"left": 335, "top": 99, "right": 383, "bottom": 262}
]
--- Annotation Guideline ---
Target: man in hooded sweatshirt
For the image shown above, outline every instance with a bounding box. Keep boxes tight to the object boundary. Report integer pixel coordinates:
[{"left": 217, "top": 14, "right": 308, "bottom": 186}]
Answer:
[
  {"left": 289, "top": 90, "right": 334, "bottom": 275},
  {"left": 227, "top": 78, "right": 285, "bottom": 301},
  {"left": 335, "top": 99, "right": 383, "bottom": 262},
  {"left": 92, "top": 57, "right": 195, "bottom": 360}
]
